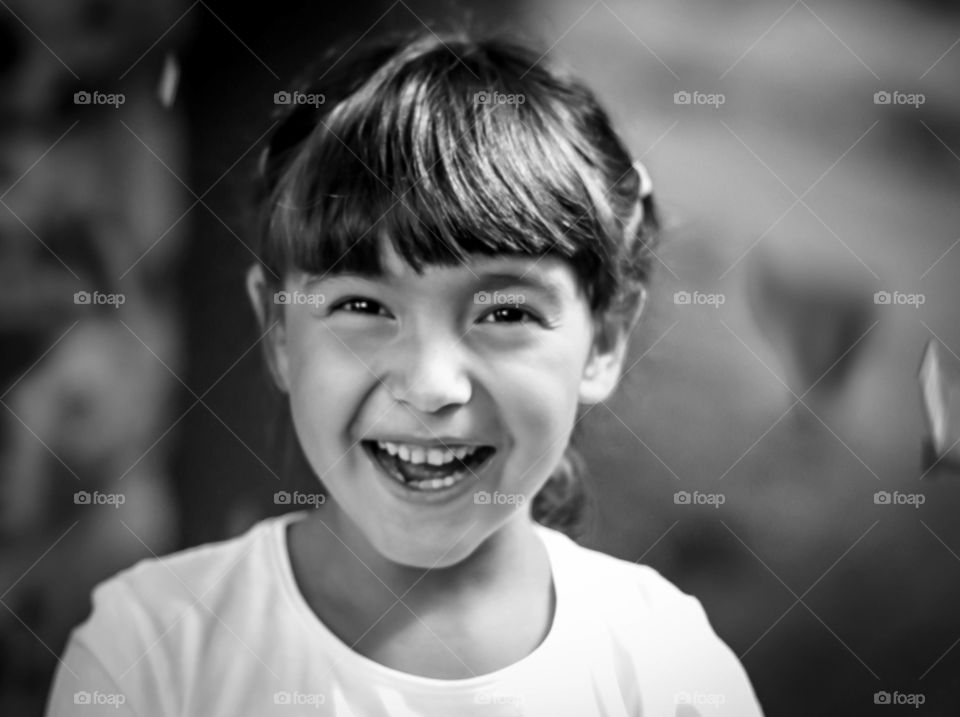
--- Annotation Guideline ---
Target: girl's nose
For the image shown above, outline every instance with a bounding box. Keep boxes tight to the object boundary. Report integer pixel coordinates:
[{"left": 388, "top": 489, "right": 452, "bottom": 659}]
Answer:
[{"left": 383, "top": 328, "right": 473, "bottom": 414}]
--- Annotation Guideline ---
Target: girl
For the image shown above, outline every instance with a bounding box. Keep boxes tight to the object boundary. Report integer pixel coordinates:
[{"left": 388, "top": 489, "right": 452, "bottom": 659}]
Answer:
[{"left": 47, "top": 31, "right": 764, "bottom": 716}]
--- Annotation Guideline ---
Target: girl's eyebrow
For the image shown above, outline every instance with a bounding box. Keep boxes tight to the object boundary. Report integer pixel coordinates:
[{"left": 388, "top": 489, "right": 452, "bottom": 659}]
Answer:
[
  {"left": 305, "top": 268, "right": 567, "bottom": 307},
  {"left": 303, "top": 271, "right": 384, "bottom": 288},
  {"left": 471, "top": 271, "right": 567, "bottom": 309}
]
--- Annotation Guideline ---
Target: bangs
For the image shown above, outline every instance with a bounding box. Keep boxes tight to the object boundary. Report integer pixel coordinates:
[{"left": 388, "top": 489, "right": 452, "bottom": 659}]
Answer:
[{"left": 263, "top": 35, "right": 642, "bottom": 305}]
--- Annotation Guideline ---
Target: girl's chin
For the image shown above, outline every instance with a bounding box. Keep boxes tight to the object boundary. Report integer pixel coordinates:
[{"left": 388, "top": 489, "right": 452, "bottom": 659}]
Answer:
[
  {"left": 365, "top": 522, "right": 486, "bottom": 569},
  {"left": 361, "top": 507, "right": 535, "bottom": 571}
]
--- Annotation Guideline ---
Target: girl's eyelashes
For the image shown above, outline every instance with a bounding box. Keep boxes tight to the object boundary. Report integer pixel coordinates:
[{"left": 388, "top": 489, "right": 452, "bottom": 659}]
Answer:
[
  {"left": 329, "top": 297, "right": 392, "bottom": 317},
  {"left": 477, "top": 305, "right": 550, "bottom": 327},
  {"left": 324, "top": 295, "right": 554, "bottom": 328}
]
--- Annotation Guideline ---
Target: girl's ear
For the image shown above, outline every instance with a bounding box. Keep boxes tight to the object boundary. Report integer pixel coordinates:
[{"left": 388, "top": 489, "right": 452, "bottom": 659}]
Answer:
[
  {"left": 578, "top": 286, "right": 648, "bottom": 405},
  {"left": 246, "top": 264, "right": 291, "bottom": 393}
]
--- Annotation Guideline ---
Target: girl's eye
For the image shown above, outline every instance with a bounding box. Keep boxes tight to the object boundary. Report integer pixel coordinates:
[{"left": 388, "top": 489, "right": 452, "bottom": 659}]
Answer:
[
  {"left": 479, "top": 306, "right": 539, "bottom": 325},
  {"left": 331, "top": 298, "right": 390, "bottom": 316}
]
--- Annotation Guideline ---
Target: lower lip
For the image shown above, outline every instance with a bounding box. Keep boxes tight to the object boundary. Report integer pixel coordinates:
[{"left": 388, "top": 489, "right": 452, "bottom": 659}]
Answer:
[{"left": 361, "top": 443, "right": 496, "bottom": 505}]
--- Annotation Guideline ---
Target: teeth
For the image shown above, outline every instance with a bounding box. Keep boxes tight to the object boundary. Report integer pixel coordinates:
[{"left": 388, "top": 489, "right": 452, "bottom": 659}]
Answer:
[
  {"left": 409, "top": 474, "right": 459, "bottom": 490},
  {"left": 370, "top": 441, "right": 495, "bottom": 492},
  {"left": 376, "top": 441, "right": 483, "bottom": 466}
]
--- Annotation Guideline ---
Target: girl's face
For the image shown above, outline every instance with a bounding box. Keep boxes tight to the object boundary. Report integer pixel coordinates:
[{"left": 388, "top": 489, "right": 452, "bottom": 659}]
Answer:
[{"left": 250, "top": 241, "right": 635, "bottom": 568}]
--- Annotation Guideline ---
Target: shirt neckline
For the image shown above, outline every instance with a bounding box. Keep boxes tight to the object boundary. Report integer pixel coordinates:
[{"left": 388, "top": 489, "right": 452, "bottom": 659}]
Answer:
[{"left": 269, "top": 510, "right": 573, "bottom": 692}]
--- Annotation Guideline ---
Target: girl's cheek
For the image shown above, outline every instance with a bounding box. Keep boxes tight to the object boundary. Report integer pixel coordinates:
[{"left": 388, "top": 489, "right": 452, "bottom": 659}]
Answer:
[
  {"left": 311, "top": 316, "right": 396, "bottom": 356},
  {"left": 298, "top": 335, "right": 370, "bottom": 393},
  {"left": 479, "top": 329, "right": 586, "bottom": 390},
  {"left": 284, "top": 319, "right": 319, "bottom": 389},
  {"left": 283, "top": 321, "right": 361, "bottom": 401},
  {"left": 485, "top": 338, "right": 583, "bottom": 468}
]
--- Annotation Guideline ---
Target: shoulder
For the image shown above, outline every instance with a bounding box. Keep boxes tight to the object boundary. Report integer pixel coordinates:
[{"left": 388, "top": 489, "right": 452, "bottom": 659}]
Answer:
[
  {"left": 70, "top": 512, "right": 293, "bottom": 673},
  {"left": 102, "top": 512, "right": 278, "bottom": 605},
  {"left": 539, "top": 525, "right": 704, "bottom": 621},
  {"left": 539, "top": 526, "right": 765, "bottom": 715}
]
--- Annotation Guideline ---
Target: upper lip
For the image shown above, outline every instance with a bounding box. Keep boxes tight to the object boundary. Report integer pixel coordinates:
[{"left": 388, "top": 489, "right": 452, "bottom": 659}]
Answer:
[{"left": 364, "top": 436, "right": 494, "bottom": 448}]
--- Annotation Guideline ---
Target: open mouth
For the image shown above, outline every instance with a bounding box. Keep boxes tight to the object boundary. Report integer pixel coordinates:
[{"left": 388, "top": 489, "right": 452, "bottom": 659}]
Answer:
[{"left": 362, "top": 440, "right": 497, "bottom": 492}]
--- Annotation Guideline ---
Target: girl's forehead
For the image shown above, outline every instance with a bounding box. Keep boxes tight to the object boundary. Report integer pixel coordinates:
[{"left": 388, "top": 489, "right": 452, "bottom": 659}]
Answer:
[
  {"left": 374, "top": 239, "right": 567, "bottom": 281},
  {"left": 300, "top": 240, "right": 580, "bottom": 309}
]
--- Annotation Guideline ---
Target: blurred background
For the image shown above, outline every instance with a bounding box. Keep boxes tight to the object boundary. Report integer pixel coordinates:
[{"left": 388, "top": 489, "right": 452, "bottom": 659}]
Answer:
[{"left": 1, "top": 0, "right": 959, "bottom": 714}]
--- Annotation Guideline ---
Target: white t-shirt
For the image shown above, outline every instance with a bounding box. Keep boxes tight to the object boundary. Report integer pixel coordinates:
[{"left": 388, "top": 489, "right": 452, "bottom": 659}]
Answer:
[{"left": 46, "top": 511, "right": 764, "bottom": 716}]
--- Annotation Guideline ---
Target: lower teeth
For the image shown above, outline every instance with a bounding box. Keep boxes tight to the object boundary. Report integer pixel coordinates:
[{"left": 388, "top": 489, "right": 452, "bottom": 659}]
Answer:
[
  {"left": 405, "top": 472, "right": 462, "bottom": 490},
  {"left": 370, "top": 450, "right": 460, "bottom": 489},
  {"left": 392, "top": 457, "right": 467, "bottom": 489}
]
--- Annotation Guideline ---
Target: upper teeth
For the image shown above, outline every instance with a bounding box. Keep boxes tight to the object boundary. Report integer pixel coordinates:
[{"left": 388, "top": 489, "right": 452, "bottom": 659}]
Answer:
[{"left": 376, "top": 441, "right": 481, "bottom": 465}]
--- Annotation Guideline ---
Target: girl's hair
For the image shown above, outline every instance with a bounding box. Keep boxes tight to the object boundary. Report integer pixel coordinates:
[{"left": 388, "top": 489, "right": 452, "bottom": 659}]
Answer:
[{"left": 252, "top": 30, "right": 660, "bottom": 539}]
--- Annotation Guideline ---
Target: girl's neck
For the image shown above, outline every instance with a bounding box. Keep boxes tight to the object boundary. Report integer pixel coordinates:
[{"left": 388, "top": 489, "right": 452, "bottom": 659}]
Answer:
[
  {"left": 295, "top": 505, "right": 544, "bottom": 604},
  {"left": 287, "top": 506, "right": 556, "bottom": 677}
]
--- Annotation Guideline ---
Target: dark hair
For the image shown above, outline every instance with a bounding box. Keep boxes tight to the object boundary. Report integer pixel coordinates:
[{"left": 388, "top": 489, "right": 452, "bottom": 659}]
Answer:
[{"left": 252, "top": 30, "right": 660, "bottom": 539}]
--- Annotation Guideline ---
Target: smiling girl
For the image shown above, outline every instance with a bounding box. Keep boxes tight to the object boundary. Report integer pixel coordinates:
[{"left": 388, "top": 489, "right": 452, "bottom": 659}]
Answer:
[{"left": 47, "top": 31, "right": 763, "bottom": 716}]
